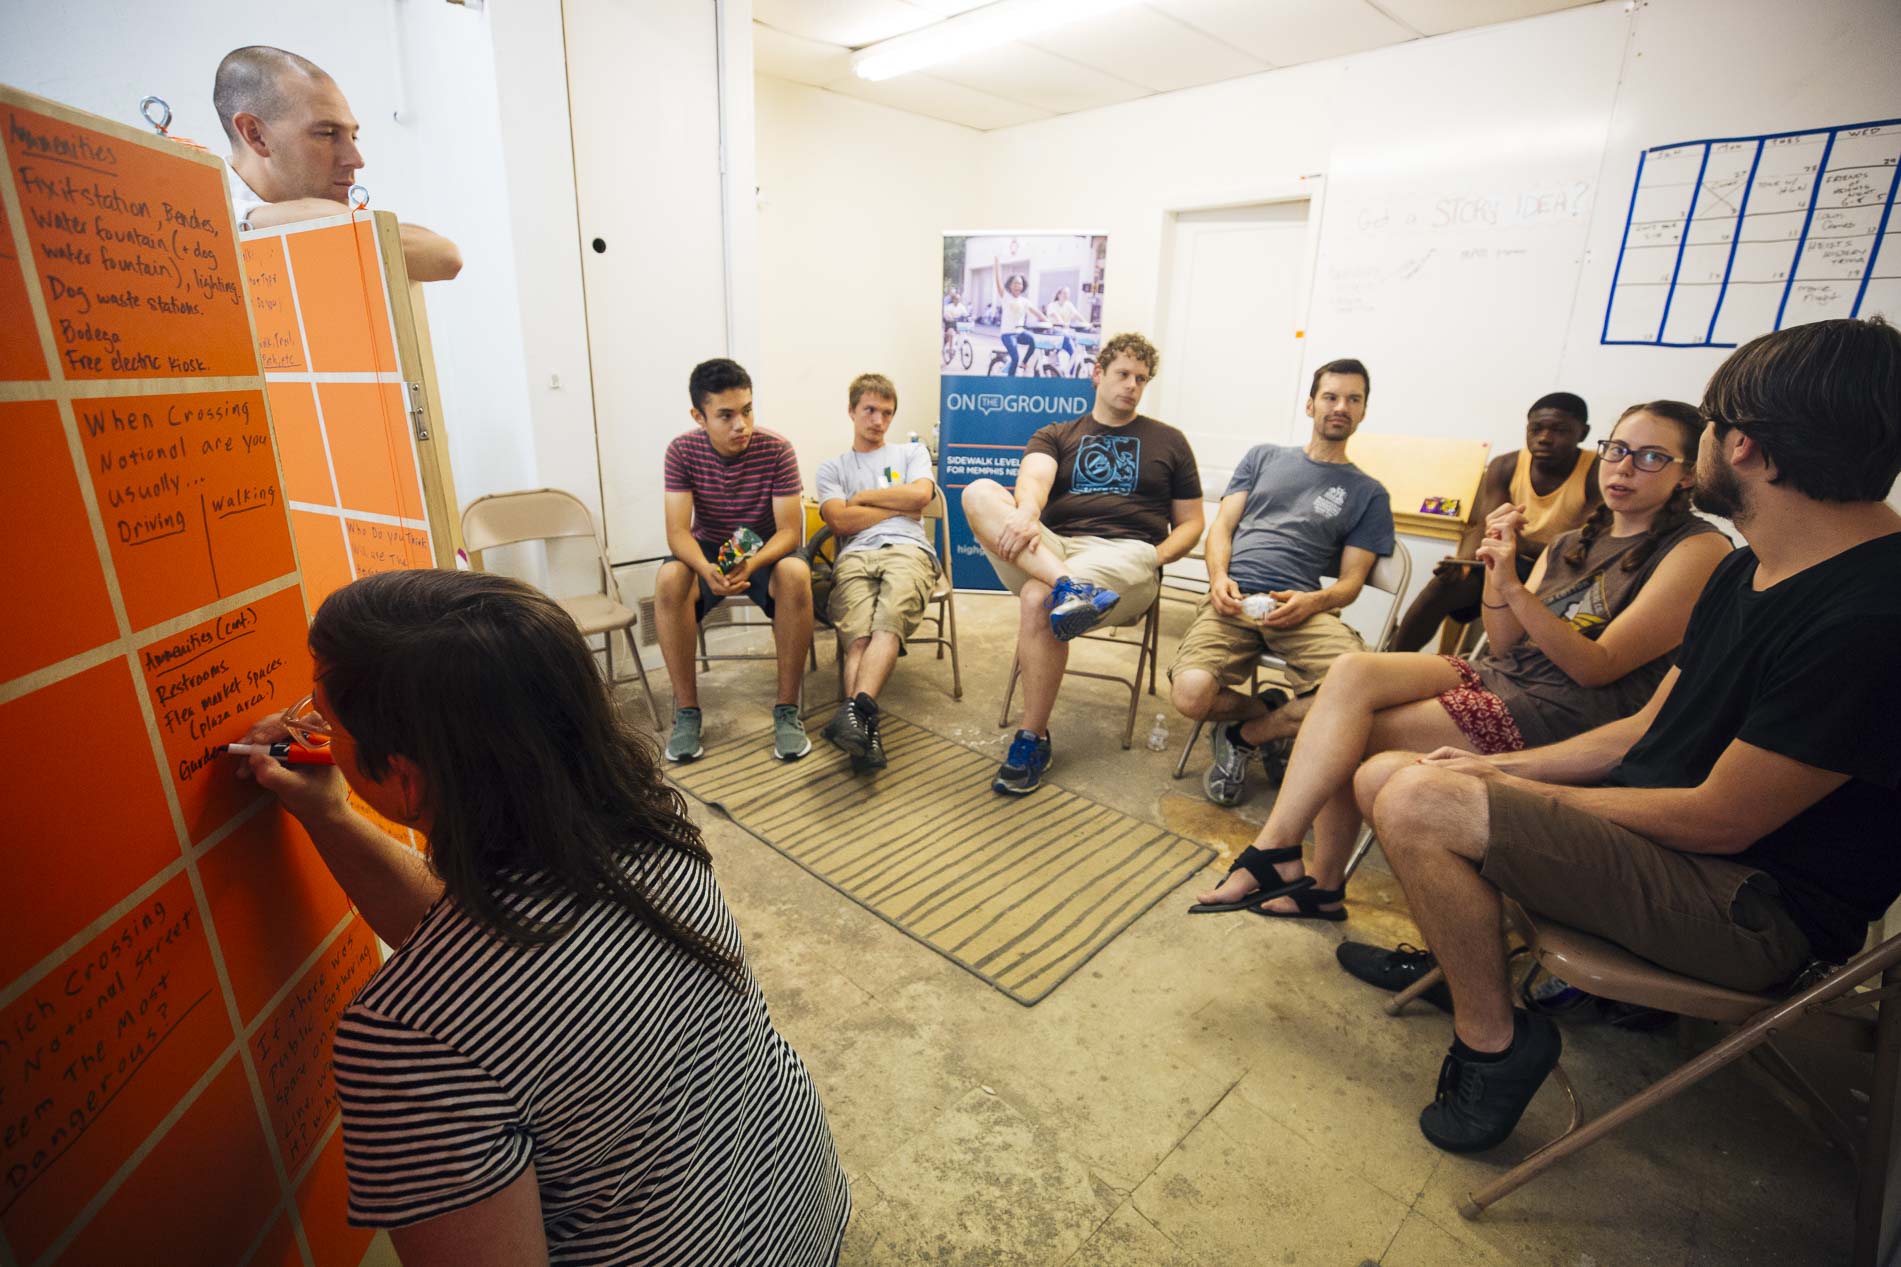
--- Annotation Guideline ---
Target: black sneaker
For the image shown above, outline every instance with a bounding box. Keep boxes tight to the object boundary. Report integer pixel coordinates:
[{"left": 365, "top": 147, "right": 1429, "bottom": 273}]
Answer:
[
  {"left": 1259, "top": 736, "right": 1294, "bottom": 785},
  {"left": 854, "top": 718, "right": 887, "bottom": 773},
  {"left": 1418, "top": 1010, "right": 1562, "bottom": 1154},
  {"left": 1336, "top": 941, "right": 1452, "bottom": 1013},
  {"left": 823, "top": 697, "right": 870, "bottom": 759}
]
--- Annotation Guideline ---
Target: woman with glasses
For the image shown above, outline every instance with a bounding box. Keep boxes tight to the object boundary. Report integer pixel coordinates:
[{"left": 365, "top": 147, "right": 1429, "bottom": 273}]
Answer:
[
  {"left": 234, "top": 570, "right": 849, "bottom": 1266},
  {"left": 1190, "top": 401, "right": 1731, "bottom": 921}
]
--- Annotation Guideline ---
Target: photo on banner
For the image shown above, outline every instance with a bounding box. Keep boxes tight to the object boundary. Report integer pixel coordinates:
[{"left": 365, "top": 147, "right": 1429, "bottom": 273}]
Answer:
[{"left": 939, "top": 231, "right": 1108, "bottom": 590}]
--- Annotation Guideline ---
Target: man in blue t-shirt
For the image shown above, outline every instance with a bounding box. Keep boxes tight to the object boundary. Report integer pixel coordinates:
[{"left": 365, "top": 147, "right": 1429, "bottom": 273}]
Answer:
[
  {"left": 1342, "top": 317, "right": 1901, "bottom": 1157},
  {"left": 1168, "top": 359, "right": 1395, "bottom": 806}
]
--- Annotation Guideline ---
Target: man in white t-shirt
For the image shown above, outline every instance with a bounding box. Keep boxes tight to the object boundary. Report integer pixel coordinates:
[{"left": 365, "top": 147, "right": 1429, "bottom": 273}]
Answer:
[
  {"left": 814, "top": 374, "right": 939, "bottom": 772},
  {"left": 214, "top": 45, "right": 462, "bottom": 282}
]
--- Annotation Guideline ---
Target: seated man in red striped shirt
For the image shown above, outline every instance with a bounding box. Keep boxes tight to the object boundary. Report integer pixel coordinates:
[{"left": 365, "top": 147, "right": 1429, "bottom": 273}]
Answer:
[{"left": 655, "top": 359, "right": 814, "bottom": 763}]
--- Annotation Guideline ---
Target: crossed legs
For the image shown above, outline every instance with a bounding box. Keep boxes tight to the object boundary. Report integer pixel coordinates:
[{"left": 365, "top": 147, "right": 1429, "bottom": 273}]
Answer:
[{"left": 1193, "top": 651, "right": 1473, "bottom": 913}]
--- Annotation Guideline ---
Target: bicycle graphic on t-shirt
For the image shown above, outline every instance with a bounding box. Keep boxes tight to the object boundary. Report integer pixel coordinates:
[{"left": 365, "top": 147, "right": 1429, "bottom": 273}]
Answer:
[{"left": 1072, "top": 434, "right": 1140, "bottom": 494}]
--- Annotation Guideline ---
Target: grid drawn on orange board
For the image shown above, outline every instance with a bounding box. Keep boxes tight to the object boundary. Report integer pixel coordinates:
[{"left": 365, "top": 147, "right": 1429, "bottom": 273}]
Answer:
[
  {"left": 240, "top": 215, "right": 434, "bottom": 616},
  {"left": 0, "top": 84, "right": 360, "bottom": 1267}
]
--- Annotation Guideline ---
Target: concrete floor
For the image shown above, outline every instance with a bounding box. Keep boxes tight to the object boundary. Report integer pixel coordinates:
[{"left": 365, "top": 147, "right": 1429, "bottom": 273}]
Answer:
[{"left": 370, "top": 590, "right": 1857, "bottom": 1266}]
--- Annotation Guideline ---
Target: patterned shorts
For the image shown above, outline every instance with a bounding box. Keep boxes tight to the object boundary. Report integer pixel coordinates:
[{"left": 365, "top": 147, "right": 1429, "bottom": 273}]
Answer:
[{"left": 1434, "top": 656, "right": 1526, "bottom": 755}]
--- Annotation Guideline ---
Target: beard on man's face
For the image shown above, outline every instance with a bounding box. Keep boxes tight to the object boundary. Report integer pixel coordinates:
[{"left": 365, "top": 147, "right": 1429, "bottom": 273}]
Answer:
[{"left": 1692, "top": 451, "right": 1745, "bottom": 519}]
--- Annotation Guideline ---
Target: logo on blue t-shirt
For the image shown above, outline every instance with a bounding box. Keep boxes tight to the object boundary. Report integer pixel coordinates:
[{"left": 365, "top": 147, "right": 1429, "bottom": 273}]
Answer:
[{"left": 1073, "top": 434, "right": 1140, "bottom": 495}]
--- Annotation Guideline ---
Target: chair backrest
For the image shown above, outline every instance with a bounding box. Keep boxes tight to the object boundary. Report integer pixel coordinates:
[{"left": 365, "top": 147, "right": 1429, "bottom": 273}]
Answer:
[
  {"left": 461, "top": 489, "right": 600, "bottom": 555},
  {"left": 926, "top": 484, "right": 954, "bottom": 590},
  {"left": 1363, "top": 548, "right": 1413, "bottom": 651}
]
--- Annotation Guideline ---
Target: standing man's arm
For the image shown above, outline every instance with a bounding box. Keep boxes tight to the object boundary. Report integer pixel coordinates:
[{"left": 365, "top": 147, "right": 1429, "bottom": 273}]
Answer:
[
  {"left": 397, "top": 223, "right": 463, "bottom": 281},
  {"left": 241, "top": 201, "right": 461, "bottom": 281}
]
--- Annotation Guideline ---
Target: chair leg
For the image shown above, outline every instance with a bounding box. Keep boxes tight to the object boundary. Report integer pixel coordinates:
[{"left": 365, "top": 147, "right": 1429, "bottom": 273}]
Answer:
[
  {"left": 1120, "top": 670, "right": 1139, "bottom": 750},
  {"left": 946, "top": 597, "right": 963, "bottom": 700},
  {"left": 1461, "top": 942, "right": 1901, "bottom": 1220},
  {"left": 1748, "top": 1041, "right": 1862, "bottom": 1165},
  {"left": 1341, "top": 824, "right": 1379, "bottom": 882},
  {"left": 698, "top": 628, "right": 710, "bottom": 672},
  {"left": 622, "top": 625, "right": 664, "bottom": 731},
  {"left": 1174, "top": 718, "right": 1205, "bottom": 779},
  {"left": 1146, "top": 604, "right": 1159, "bottom": 696},
  {"left": 1854, "top": 963, "right": 1901, "bottom": 1267},
  {"left": 998, "top": 652, "right": 1020, "bottom": 728},
  {"left": 1385, "top": 965, "right": 1446, "bottom": 1017}
]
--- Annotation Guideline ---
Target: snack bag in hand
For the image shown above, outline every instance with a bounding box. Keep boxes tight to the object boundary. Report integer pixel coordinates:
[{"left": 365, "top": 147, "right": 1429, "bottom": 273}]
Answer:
[{"left": 717, "top": 527, "right": 765, "bottom": 574}]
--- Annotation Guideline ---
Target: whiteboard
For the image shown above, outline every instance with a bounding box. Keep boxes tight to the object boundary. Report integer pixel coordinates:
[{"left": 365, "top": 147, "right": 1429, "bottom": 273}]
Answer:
[{"left": 1297, "top": 9, "right": 1628, "bottom": 461}]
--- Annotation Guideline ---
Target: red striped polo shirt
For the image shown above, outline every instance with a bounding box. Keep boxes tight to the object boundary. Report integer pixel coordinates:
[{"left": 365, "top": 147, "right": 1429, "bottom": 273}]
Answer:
[{"left": 663, "top": 428, "right": 804, "bottom": 546}]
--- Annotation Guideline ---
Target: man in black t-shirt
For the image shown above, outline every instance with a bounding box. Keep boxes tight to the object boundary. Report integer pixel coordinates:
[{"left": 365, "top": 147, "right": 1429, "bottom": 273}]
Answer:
[
  {"left": 961, "top": 333, "right": 1204, "bottom": 794},
  {"left": 1336, "top": 317, "right": 1901, "bottom": 1155}
]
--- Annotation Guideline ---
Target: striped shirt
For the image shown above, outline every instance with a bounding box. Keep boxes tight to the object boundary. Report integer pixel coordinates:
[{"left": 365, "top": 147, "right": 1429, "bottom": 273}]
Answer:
[
  {"left": 332, "top": 848, "right": 850, "bottom": 1265},
  {"left": 664, "top": 428, "right": 803, "bottom": 547}
]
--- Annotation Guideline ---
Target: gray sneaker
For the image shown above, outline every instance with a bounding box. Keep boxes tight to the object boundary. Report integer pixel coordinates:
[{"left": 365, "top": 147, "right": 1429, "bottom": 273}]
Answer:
[
  {"left": 665, "top": 707, "right": 704, "bottom": 763},
  {"left": 772, "top": 704, "right": 811, "bottom": 760},
  {"left": 1202, "top": 722, "right": 1254, "bottom": 807}
]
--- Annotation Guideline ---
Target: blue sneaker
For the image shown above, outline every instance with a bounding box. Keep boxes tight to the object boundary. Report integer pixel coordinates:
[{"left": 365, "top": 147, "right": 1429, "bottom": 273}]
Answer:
[
  {"left": 992, "top": 729, "right": 1052, "bottom": 795},
  {"left": 1045, "top": 576, "right": 1119, "bottom": 641}
]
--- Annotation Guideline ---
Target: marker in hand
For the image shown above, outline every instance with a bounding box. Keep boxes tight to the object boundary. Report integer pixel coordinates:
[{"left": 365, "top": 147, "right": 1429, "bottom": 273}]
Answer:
[{"left": 222, "top": 740, "right": 336, "bottom": 766}]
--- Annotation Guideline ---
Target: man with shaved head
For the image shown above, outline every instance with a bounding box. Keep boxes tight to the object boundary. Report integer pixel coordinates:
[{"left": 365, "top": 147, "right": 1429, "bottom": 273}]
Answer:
[{"left": 214, "top": 46, "right": 461, "bottom": 281}]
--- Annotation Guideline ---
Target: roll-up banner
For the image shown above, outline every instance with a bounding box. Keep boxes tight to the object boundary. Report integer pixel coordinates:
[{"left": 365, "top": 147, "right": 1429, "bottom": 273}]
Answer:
[{"left": 939, "top": 231, "right": 1109, "bottom": 590}]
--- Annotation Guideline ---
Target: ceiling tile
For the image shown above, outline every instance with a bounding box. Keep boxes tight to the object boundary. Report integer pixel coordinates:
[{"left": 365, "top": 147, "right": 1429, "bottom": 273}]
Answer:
[
  {"left": 1372, "top": 0, "right": 1601, "bottom": 38},
  {"left": 753, "top": 24, "right": 854, "bottom": 87},
  {"left": 754, "top": 0, "right": 937, "bottom": 48},
  {"left": 930, "top": 41, "right": 1153, "bottom": 115},
  {"left": 823, "top": 70, "right": 1055, "bottom": 131},
  {"left": 1149, "top": 0, "right": 1418, "bottom": 65},
  {"left": 1028, "top": 4, "right": 1271, "bottom": 93}
]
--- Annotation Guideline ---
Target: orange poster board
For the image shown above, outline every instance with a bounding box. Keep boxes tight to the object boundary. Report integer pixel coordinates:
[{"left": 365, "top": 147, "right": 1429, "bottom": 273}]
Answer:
[
  {"left": 0, "top": 84, "right": 387, "bottom": 1266},
  {"left": 239, "top": 211, "right": 456, "bottom": 617}
]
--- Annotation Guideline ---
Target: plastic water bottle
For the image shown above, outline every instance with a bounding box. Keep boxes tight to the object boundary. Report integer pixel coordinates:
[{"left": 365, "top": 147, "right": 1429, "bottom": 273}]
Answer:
[
  {"left": 1242, "top": 593, "right": 1278, "bottom": 622},
  {"left": 1145, "top": 713, "right": 1170, "bottom": 752}
]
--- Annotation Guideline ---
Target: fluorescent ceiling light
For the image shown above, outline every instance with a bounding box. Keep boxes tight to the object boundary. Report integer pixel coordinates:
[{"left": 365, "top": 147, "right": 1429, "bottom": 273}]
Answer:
[{"left": 851, "top": 0, "right": 1142, "bottom": 81}]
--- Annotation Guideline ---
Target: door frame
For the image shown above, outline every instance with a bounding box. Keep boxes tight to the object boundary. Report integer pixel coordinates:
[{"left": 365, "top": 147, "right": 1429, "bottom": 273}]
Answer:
[{"left": 1153, "top": 178, "right": 1328, "bottom": 446}]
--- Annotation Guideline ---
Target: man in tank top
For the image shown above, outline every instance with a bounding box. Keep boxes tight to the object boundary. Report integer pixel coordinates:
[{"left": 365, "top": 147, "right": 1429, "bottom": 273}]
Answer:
[
  {"left": 1392, "top": 394, "right": 1601, "bottom": 651},
  {"left": 1350, "top": 317, "right": 1901, "bottom": 1156}
]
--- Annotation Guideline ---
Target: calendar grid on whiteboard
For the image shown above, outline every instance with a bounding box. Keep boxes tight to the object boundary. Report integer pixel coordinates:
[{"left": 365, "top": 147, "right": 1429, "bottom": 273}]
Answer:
[{"left": 1602, "top": 117, "right": 1901, "bottom": 348}]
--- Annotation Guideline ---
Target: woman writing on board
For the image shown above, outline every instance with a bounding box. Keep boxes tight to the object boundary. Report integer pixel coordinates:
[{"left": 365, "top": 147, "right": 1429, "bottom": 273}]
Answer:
[
  {"left": 1190, "top": 401, "right": 1731, "bottom": 922},
  {"left": 236, "top": 571, "right": 849, "bottom": 1266}
]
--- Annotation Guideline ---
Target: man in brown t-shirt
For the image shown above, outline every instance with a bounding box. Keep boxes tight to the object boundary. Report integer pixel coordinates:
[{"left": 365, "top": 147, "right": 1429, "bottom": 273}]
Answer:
[{"left": 961, "top": 333, "right": 1205, "bottom": 794}]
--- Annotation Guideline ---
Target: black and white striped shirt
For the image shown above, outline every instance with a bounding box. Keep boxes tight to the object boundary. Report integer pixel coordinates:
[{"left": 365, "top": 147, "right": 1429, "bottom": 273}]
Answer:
[{"left": 332, "top": 847, "right": 850, "bottom": 1264}]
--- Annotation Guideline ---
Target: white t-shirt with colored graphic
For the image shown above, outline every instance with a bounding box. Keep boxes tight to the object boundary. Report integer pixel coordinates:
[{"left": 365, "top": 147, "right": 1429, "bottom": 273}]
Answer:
[{"left": 815, "top": 442, "right": 937, "bottom": 558}]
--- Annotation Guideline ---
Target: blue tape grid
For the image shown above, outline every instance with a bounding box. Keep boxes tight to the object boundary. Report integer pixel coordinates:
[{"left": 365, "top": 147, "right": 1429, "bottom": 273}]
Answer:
[{"left": 1601, "top": 116, "right": 1901, "bottom": 347}]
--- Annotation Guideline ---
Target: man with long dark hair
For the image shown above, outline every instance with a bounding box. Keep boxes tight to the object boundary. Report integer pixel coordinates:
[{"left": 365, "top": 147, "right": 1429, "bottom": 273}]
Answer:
[
  {"left": 1345, "top": 317, "right": 1901, "bottom": 1154},
  {"left": 234, "top": 570, "right": 850, "bottom": 1262}
]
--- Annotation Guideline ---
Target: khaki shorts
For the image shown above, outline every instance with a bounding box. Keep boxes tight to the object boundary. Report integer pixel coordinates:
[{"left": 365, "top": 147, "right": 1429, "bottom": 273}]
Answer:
[
  {"left": 828, "top": 544, "right": 938, "bottom": 644},
  {"left": 982, "top": 528, "right": 1159, "bottom": 628},
  {"left": 1482, "top": 783, "right": 1813, "bottom": 992},
  {"left": 1167, "top": 597, "right": 1365, "bottom": 695}
]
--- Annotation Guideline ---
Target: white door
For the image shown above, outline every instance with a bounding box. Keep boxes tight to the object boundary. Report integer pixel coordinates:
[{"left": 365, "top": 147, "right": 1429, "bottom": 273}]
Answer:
[
  {"left": 565, "top": 0, "right": 729, "bottom": 562},
  {"left": 1158, "top": 202, "right": 1310, "bottom": 495}
]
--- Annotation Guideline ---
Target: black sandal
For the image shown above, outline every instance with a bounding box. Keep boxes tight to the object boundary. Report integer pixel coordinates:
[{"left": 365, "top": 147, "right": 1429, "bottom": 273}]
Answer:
[
  {"left": 1187, "top": 844, "right": 1315, "bottom": 914},
  {"left": 1251, "top": 885, "right": 1347, "bottom": 923}
]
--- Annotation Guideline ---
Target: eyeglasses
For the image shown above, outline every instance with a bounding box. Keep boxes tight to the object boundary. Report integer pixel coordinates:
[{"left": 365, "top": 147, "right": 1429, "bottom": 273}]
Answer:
[
  {"left": 1596, "top": 440, "right": 1682, "bottom": 473},
  {"left": 279, "top": 692, "right": 333, "bottom": 752}
]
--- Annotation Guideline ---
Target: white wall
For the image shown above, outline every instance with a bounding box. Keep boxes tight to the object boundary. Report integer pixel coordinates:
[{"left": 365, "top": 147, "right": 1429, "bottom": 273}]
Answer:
[{"left": 753, "top": 74, "right": 987, "bottom": 480}]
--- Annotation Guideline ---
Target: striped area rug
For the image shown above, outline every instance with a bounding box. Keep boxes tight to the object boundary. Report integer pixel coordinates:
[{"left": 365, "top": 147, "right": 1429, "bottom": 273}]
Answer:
[{"left": 668, "top": 715, "right": 1216, "bottom": 1006}]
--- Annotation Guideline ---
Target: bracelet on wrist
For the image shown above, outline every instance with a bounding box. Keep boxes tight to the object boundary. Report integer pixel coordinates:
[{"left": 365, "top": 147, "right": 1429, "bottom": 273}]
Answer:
[{"left": 1482, "top": 598, "right": 1510, "bottom": 609}]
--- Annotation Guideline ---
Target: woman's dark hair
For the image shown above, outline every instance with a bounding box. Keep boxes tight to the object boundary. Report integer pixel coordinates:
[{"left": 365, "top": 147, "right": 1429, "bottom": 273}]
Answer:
[
  {"left": 1702, "top": 316, "right": 1901, "bottom": 502},
  {"left": 309, "top": 570, "right": 741, "bottom": 984},
  {"left": 1563, "top": 400, "right": 1703, "bottom": 574}
]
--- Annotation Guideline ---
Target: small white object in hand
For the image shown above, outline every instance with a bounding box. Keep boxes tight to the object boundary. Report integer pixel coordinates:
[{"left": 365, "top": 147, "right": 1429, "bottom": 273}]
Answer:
[{"left": 1242, "top": 594, "right": 1278, "bottom": 621}]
